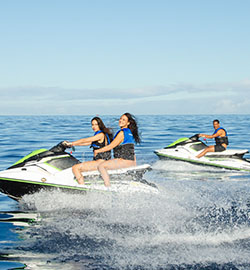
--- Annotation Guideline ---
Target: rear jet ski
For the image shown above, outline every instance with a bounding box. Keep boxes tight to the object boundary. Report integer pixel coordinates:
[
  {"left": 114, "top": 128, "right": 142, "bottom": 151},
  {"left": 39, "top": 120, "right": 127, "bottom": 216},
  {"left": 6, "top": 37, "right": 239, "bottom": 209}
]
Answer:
[
  {"left": 0, "top": 142, "right": 157, "bottom": 200},
  {"left": 154, "top": 134, "right": 250, "bottom": 171}
]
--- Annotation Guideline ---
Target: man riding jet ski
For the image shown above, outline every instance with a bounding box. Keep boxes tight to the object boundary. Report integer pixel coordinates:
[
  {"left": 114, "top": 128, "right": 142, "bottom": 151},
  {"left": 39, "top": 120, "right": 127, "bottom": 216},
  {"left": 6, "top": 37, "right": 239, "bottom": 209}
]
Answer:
[
  {"left": 0, "top": 142, "right": 157, "bottom": 200},
  {"left": 154, "top": 132, "right": 250, "bottom": 172},
  {"left": 196, "top": 119, "right": 229, "bottom": 158}
]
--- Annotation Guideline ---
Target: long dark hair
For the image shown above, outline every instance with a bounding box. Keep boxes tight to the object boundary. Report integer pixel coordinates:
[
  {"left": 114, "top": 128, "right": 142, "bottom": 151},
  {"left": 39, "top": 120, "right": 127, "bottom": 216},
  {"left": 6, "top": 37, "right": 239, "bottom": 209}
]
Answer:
[
  {"left": 123, "top": 113, "right": 141, "bottom": 144},
  {"left": 91, "top": 117, "right": 113, "bottom": 141}
]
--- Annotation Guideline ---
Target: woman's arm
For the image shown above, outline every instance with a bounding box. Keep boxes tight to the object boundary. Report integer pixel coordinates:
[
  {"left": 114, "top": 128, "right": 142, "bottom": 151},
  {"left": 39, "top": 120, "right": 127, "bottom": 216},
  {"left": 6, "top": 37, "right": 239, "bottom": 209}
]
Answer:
[
  {"left": 70, "top": 133, "right": 104, "bottom": 146},
  {"left": 94, "top": 131, "right": 124, "bottom": 155}
]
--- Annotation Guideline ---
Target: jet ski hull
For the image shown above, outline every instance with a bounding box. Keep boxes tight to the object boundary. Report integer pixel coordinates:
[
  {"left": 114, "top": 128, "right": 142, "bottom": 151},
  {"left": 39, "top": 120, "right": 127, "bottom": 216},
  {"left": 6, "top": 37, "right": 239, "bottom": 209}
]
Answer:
[
  {"left": 0, "top": 177, "right": 85, "bottom": 200},
  {"left": 0, "top": 142, "right": 158, "bottom": 200},
  {"left": 0, "top": 164, "right": 157, "bottom": 201},
  {"left": 155, "top": 150, "right": 250, "bottom": 171}
]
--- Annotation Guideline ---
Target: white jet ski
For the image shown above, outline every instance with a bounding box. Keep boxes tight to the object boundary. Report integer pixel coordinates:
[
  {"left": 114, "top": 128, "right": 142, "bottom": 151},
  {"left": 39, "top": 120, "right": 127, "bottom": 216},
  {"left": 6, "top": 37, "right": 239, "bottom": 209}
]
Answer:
[
  {"left": 0, "top": 142, "right": 157, "bottom": 200},
  {"left": 154, "top": 134, "right": 250, "bottom": 172}
]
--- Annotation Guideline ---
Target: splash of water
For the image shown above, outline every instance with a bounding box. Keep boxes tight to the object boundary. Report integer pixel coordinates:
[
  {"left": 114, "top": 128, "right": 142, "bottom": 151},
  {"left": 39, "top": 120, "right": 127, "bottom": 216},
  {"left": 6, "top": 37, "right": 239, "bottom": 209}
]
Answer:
[{"left": 16, "top": 177, "right": 250, "bottom": 270}]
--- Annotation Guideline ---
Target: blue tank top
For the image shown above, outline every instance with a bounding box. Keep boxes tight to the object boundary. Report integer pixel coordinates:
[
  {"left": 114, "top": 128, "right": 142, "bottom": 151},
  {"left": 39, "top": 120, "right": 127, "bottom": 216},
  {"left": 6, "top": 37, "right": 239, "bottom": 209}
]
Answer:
[
  {"left": 213, "top": 127, "right": 229, "bottom": 145},
  {"left": 114, "top": 128, "right": 135, "bottom": 145},
  {"left": 213, "top": 127, "right": 227, "bottom": 136},
  {"left": 91, "top": 130, "right": 111, "bottom": 149},
  {"left": 113, "top": 128, "right": 135, "bottom": 160},
  {"left": 90, "top": 131, "right": 112, "bottom": 160}
]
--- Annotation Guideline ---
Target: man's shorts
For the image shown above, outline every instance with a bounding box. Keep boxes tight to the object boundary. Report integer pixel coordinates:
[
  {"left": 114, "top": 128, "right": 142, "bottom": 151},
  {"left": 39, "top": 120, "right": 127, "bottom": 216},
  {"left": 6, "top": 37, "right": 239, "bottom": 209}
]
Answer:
[{"left": 214, "top": 144, "right": 226, "bottom": 152}]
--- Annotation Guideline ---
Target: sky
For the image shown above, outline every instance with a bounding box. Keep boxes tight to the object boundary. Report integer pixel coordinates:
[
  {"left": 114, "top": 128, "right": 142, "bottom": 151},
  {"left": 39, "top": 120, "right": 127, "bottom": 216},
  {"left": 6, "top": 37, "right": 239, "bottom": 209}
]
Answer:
[{"left": 0, "top": 0, "right": 250, "bottom": 115}]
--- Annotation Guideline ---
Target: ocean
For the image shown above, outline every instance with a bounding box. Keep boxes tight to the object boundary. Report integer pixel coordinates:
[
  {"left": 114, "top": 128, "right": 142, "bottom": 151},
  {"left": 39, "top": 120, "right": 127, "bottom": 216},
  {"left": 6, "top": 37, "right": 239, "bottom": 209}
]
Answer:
[{"left": 0, "top": 115, "right": 249, "bottom": 270}]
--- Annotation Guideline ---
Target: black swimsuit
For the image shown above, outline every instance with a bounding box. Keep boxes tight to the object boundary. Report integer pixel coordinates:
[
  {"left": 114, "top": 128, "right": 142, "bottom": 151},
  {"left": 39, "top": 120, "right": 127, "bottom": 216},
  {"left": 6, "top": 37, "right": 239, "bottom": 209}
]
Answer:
[
  {"left": 91, "top": 131, "right": 111, "bottom": 160},
  {"left": 213, "top": 127, "right": 229, "bottom": 152},
  {"left": 113, "top": 128, "right": 135, "bottom": 161}
]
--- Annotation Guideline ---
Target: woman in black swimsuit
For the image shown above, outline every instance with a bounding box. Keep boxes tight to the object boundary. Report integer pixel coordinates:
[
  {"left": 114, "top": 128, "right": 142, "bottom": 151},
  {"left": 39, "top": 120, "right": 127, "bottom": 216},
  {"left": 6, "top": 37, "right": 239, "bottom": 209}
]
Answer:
[{"left": 64, "top": 117, "right": 112, "bottom": 185}]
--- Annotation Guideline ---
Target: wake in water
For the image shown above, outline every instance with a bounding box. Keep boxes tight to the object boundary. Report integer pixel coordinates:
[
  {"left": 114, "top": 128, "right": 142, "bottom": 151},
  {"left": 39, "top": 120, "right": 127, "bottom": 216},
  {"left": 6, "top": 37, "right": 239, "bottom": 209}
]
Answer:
[
  {"left": 152, "top": 160, "right": 250, "bottom": 182},
  {"left": 12, "top": 171, "right": 250, "bottom": 270}
]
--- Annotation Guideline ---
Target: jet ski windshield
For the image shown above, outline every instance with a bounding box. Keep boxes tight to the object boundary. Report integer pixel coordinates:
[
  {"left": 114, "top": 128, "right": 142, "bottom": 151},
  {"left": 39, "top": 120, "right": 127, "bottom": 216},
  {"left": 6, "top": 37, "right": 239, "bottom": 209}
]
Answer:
[{"left": 189, "top": 141, "right": 207, "bottom": 151}]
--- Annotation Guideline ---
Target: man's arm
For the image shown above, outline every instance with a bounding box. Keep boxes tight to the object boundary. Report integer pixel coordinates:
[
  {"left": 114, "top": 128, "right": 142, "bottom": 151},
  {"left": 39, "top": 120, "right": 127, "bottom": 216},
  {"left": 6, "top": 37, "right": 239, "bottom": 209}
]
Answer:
[{"left": 199, "top": 129, "right": 224, "bottom": 139}]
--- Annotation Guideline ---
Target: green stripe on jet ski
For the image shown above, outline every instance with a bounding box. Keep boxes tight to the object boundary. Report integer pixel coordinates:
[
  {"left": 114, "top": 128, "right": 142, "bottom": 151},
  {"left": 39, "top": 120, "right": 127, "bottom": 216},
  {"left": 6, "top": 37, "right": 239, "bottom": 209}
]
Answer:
[
  {"left": 156, "top": 153, "right": 250, "bottom": 171},
  {"left": 165, "top": 138, "right": 189, "bottom": 148},
  {"left": 0, "top": 177, "right": 109, "bottom": 192},
  {"left": 13, "top": 149, "right": 48, "bottom": 166}
]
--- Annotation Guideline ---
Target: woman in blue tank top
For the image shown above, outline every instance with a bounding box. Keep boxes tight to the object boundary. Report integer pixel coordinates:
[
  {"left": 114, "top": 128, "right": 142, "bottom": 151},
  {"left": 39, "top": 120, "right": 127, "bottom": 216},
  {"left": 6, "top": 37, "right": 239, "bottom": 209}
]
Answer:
[
  {"left": 64, "top": 117, "right": 113, "bottom": 185},
  {"left": 94, "top": 113, "right": 141, "bottom": 187}
]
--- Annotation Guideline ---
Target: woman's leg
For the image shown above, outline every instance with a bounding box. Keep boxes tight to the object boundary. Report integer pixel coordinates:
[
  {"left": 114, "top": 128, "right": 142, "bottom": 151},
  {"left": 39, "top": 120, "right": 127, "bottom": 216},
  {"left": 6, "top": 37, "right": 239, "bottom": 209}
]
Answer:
[
  {"left": 97, "top": 159, "right": 136, "bottom": 187},
  {"left": 72, "top": 159, "right": 104, "bottom": 185}
]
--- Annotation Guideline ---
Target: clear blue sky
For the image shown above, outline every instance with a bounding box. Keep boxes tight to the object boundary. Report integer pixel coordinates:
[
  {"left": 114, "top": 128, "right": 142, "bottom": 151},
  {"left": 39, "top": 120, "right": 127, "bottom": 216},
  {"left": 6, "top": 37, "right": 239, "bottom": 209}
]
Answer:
[{"left": 0, "top": 0, "right": 250, "bottom": 115}]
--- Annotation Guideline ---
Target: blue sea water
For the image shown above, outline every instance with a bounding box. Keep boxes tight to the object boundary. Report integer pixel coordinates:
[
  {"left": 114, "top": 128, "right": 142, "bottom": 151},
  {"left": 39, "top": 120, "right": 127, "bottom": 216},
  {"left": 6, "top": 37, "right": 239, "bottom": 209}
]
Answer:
[{"left": 0, "top": 114, "right": 249, "bottom": 270}]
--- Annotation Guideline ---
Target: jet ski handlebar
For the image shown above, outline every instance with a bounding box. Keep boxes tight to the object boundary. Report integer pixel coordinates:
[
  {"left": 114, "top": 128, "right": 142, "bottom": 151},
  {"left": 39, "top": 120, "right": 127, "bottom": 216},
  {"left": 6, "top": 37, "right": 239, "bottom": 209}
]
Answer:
[
  {"left": 49, "top": 141, "right": 70, "bottom": 153},
  {"left": 189, "top": 134, "right": 200, "bottom": 141}
]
